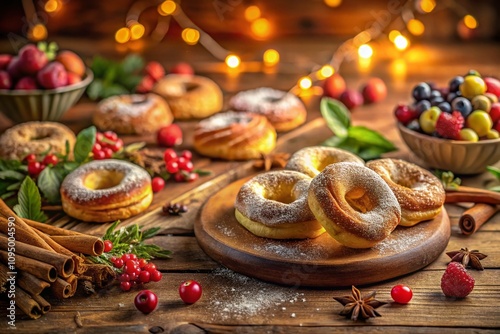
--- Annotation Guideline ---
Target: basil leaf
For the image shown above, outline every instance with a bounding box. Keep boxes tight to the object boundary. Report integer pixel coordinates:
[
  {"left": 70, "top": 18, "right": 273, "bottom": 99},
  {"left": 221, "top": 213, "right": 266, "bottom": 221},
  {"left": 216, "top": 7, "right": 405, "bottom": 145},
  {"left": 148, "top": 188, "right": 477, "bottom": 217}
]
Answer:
[
  {"left": 73, "top": 126, "right": 96, "bottom": 163},
  {"left": 13, "top": 177, "right": 47, "bottom": 222},
  {"left": 37, "top": 166, "right": 63, "bottom": 204},
  {"left": 347, "top": 126, "right": 397, "bottom": 151},
  {"left": 487, "top": 166, "right": 500, "bottom": 180},
  {"left": 320, "top": 98, "right": 350, "bottom": 138}
]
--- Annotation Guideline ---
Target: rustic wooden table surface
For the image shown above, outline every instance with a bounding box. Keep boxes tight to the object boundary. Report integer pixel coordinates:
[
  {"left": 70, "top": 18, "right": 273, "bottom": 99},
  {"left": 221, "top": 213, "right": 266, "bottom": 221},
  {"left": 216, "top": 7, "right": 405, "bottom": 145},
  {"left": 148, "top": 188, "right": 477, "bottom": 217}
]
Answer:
[{"left": 1, "top": 39, "right": 500, "bottom": 333}]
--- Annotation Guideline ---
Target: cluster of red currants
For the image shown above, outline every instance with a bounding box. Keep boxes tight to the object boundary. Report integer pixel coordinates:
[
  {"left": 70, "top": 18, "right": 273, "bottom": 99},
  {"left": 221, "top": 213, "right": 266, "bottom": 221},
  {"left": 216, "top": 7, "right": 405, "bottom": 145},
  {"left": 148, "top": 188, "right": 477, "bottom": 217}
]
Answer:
[
  {"left": 151, "top": 148, "right": 198, "bottom": 192},
  {"left": 25, "top": 153, "right": 59, "bottom": 177},
  {"left": 109, "top": 252, "right": 163, "bottom": 292},
  {"left": 92, "top": 131, "right": 124, "bottom": 160}
]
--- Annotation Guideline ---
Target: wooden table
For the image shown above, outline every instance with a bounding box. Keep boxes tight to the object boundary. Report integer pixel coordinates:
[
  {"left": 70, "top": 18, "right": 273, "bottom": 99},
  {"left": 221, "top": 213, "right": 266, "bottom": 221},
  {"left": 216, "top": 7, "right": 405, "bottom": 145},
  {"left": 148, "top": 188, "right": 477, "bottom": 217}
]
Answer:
[{"left": 1, "top": 39, "right": 500, "bottom": 333}]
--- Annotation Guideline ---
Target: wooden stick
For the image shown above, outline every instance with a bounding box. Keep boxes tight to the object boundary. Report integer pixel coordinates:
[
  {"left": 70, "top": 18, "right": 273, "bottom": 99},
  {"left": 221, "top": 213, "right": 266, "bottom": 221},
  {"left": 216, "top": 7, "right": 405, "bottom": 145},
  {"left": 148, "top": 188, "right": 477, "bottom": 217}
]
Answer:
[
  {"left": 0, "top": 217, "right": 54, "bottom": 252},
  {"left": 0, "top": 235, "right": 74, "bottom": 278},
  {"left": 445, "top": 186, "right": 500, "bottom": 205},
  {"left": 16, "top": 287, "right": 42, "bottom": 320},
  {"left": 31, "top": 294, "right": 51, "bottom": 314},
  {"left": 0, "top": 250, "right": 57, "bottom": 283},
  {"left": 50, "top": 235, "right": 104, "bottom": 256},
  {"left": 51, "top": 277, "right": 72, "bottom": 299},
  {"left": 459, "top": 203, "right": 499, "bottom": 235},
  {"left": 17, "top": 271, "right": 51, "bottom": 296}
]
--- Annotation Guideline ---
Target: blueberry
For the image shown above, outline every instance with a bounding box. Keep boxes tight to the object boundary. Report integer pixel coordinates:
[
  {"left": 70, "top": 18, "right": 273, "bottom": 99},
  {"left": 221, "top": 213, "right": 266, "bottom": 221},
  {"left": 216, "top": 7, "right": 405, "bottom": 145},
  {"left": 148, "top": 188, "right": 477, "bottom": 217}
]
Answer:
[
  {"left": 449, "top": 76, "right": 464, "bottom": 92},
  {"left": 430, "top": 96, "right": 445, "bottom": 106},
  {"left": 438, "top": 101, "right": 452, "bottom": 113},
  {"left": 413, "top": 100, "right": 431, "bottom": 114},
  {"left": 446, "top": 91, "right": 461, "bottom": 103},
  {"left": 430, "top": 90, "right": 442, "bottom": 99},
  {"left": 451, "top": 97, "right": 473, "bottom": 118},
  {"left": 406, "top": 119, "right": 421, "bottom": 132},
  {"left": 412, "top": 82, "right": 431, "bottom": 101}
]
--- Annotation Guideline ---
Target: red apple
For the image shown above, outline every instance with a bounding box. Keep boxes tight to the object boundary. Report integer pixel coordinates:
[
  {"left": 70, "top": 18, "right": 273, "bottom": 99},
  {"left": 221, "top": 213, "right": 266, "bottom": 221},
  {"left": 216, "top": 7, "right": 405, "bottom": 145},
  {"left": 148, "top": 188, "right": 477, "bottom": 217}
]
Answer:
[
  {"left": 18, "top": 44, "right": 48, "bottom": 75},
  {"left": 15, "top": 77, "right": 38, "bottom": 90},
  {"left": 37, "top": 62, "right": 68, "bottom": 89},
  {"left": 0, "top": 70, "right": 12, "bottom": 89},
  {"left": 361, "top": 77, "right": 387, "bottom": 104},
  {"left": 323, "top": 73, "right": 346, "bottom": 99},
  {"left": 484, "top": 77, "right": 500, "bottom": 98},
  {"left": 66, "top": 72, "right": 82, "bottom": 85},
  {"left": 7, "top": 57, "right": 22, "bottom": 80},
  {"left": 489, "top": 103, "right": 500, "bottom": 124},
  {"left": 170, "top": 62, "right": 194, "bottom": 76},
  {"left": 339, "top": 89, "right": 364, "bottom": 110},
  {"left": 0, "top": 54, "right": 12, "bottom": 70}
]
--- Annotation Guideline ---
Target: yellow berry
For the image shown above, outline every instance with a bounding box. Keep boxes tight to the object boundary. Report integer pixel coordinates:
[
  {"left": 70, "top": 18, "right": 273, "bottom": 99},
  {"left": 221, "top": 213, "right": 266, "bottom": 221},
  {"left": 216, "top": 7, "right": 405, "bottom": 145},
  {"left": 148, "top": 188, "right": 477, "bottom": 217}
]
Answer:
[
  {"left": 460, "top": 76, "right": 486, "bottom": 99},
  {"left": 487, "top": 129, "right": 500, "bottom": 139},
  {"left": 459, "top": 128, "right": 479, "bottom": 142}
]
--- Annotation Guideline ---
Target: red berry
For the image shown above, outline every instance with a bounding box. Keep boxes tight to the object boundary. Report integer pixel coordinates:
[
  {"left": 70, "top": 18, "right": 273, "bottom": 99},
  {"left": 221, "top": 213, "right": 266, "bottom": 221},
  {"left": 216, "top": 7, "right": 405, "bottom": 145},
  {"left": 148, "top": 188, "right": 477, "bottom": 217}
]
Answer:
[
  {"left": 129, "top": 272, "right": 138, "bottom": 281},
  {"left": 163, "top": 148, "right": 178, "bottom": 163},
  {"left": 125, "top": 265, "right": 137, "bottom": 275},
  {"left": 489, "top": 103, "right": 500, "bottom": 124},
  {"left": 394, "top": 104, "right": 418, "bottom": 125},
  {"left": 121, "top": 254, "right": 131, "bottom": 262},
  {"left": 145, "top": 61, "right": 165, "bottom": 82},
  {"left": 120, "top": 281, "right": 132, "bottom": 291},
  {"left": 157, "top": 124, "right": 183, "bottom": 147},
  {"left": 136, "top": 75, "right": 155, "bottom": 94},
  {"left": 23, "top": 154, "right": 37, "bottom": 163},
  {"left": 138, "top": 259, "right": 148, "bottom": 268},
  {"left": 170, "top": 62, "right": 194, "bottom": 75},
  {"left": 144, "top": 263, "right": 157, "bottom": 273},
  {"left": 27, "top": 161, "right": 43, "bottom": 176},
  {"left": 139, "top": 270, "right": 151, "bottom": 283},
  {"left": 484, "top": 77, "right": 500, "bottom": 98},
  {"left": 435, "top": 111, "right": 464, "bottom": 140},
  {"left": 185, "top": 173, "right": 199, "bottom": 182},
  {"left": 174, "top": 172, "right": 185, "bottom": 183},
  {"left": 129, "top": 254, "right": 138, "bottom": 261},
  {"left": 339, "top": 89, "right": 364, "bottom": 110},
  {"left": 134, "top": 290, "right": 158, "bottom": 314},
  {"left": 166, "top": 160, "right": 179, "bottom": 174},
  {"left": 110, "top": 139, "right": 123, "bottom": 152},
  {"left": 391, "top": 284, "right": 413, "bottom": 304},
  {"left": 103, "top": 147, "right": 114, "bottom": 159},
  {"left": 361, "top": 77, "right": 387, "bottom": 104},
  {"left": 113, "top": 258, "right": 124, "bottom": 269},
  {"left": 103, "top": 240, "right": 113, "bottom": 253},
  {"left": 177, "top": 157, "right": 193, "bottom": 172},
  {"left": 96, "top": 132, "right": 104, "bottom": 143},
  {"left": 179, "top": 280, "right": 202, "bottom": 304},
  {"left": 120, "top": 273, "right": 131, "bottom": 282},
  {"left": 104, "top": 131, "right": 118, "bottom": 141},
  {"left": 441, "top": 262, "right": 475, "bottom": 298},
  {"left": 93, "top": 150, "right": 106, "bottom": 160},
  {"left": 180, "top": 150, "right": 193, "bottom": 160},
  {"left": 0, "top": 70, "right": 11, "bottom": 89},
  {"left": 92, "top": 143, "right": 102, "bottom": 155},
  {"left": 18, "top": 44, "right": 48, "bottom": 75},
  {"left": 42, "top": 154, "right": 58, "bottom": 166},
  {"left": 151, "top": 177, "right": 165, "bottom": 193},
  {"left": 323, "top": 73, "right": 346, "bottom": 99},
  {"left": 150, "top": 270, "right": 162, "bottom": 282}
]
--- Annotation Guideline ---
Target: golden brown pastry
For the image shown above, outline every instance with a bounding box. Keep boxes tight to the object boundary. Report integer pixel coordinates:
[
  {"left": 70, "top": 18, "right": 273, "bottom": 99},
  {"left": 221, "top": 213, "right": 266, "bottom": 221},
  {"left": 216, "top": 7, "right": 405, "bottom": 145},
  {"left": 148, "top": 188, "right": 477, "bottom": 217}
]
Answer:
[
  {"left": 60, "top": 159, "right": 152, "bottom": 222},
  {"left": 235, "top": 170, "right": 325, "bottom": 239},
  {"left": 228, "top": 87, "right": 307, "bottom": 132},
  {"left": 0, "top": 121, "right": 76, "bottom": 160},
  {"left": 366, "top": 158, "right": 445, "bottom": 226},
  {"left": 152, "top": 74, "right": 223, "bottom": 119},
  {"left": 286, "top": 146, "right": 364, "bottom": 177},
  {"left": 193, "top": 111, "right": 276, "bottom": 160},
  {"left": 308, "top": 162, "right": 401, "bottom": 248},
  {"left": 93, "top": 94, "right": 173, "bottom": 135}
]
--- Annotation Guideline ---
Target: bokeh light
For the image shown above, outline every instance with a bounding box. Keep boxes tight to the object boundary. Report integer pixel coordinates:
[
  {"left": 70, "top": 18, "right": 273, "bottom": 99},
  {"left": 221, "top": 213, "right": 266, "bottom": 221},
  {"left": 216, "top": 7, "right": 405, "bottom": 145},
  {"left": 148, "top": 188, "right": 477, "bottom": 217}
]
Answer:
[
  {"left": 407, "top": 19, "right": 425, "bottom": 36},
  {"left": 225, "top": 54, "right": 241, "bottom": 68},
  {"left": 29, "top": 24, "right": 48, "bottom": 41},
  {"left": 463, "top": 15, "right": 477, "bottom": 29},
  {"left": 182, "top": 28, "right": 200, "bottom": 45},
  {"left": 358, "top": 44, "right": 373, "bottom": 59},
  {"left": 299, "top": 76, "right": 312, "bottom": 90},
  {"left": 158, "top": 0, "right": 176, "bottom": 16},
  {"left": 130, "top": 22, "right": 145, "bottom": 40},
  {"left": 263, "top": 49, "right": 280, "bottom": 66},
  {"left": 251, "top": 18, "right": 271, "bottom": 39},
  {"left": 394, "top": 35, "right": 410, "bottom": 50},
  {"left": 115, "top": 27, "right": 130, "bottom": 44},
  {"left": 245, "top": 6, "right": 261, "bottom": 22}
]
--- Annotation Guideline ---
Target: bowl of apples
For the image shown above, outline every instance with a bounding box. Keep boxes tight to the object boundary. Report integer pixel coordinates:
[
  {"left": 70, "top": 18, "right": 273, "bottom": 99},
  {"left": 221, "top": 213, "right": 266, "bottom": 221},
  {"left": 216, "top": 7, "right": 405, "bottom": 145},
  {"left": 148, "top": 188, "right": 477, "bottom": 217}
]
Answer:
[
  {"left": 0, "top": 43, "right": 93, "bottom": 123},
  {"left": 395, "top": 71, "right": 500, "bottom": 175}
]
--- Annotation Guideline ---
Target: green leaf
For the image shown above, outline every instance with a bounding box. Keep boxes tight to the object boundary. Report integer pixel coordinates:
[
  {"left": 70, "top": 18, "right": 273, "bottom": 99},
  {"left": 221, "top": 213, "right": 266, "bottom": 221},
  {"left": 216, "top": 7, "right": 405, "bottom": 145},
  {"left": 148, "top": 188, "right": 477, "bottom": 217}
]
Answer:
[
  {"left": 121, "top": 54, "right": 144, "bottom": 74},
  {"left": 86, "top": 79, "right": 103, "bottom": 100},
  {"left": 90, "top": 56, "right": 111, "bottom": 78},
  {"left": 0, "top": 159, "right": 23, "bottom": 172},
  {"left": 487, "top": 166, "right": 500, "bottom": 180},
  {"left": 489, "top": 186, "right": 500, "bottom": 192},
  {"left": 142, "top": 227, "right": 161, "bottom": 240},
  {"left": 194, "top": 169, "right": 212, "bottom": 176},
  {"left": 37, "top": 166, "right": 63, "bottom": 204},
  {"left": 347, "top": 126, "right": 397, "bottom": 151},
  {"left": 101, "top": 84, "right": 129, "bottom": 99},
  {"left": 6, "top": 182, "right": 21, "bottom": 191},
  {"left": 13, "top": 177, "right": 47, "bottom": 222},
  {"left": 357, "top": 146, "right": 392, "bottom": 160},
  {"left": 124, "top": 142, "right": 146, "bottom": 154},
  {"left": 1, "top": 191, "right": 16, "bottom": 200},
  {"left": 73, "top": 126, "right": 96, "bottom": 163},
  {"left": 320, "top": 98, "right": 350, "bottom": 138},
  {"left": 120, "top": 75, "right": 143, "bottom": 92},
  {"left": 0, "top": 170, "right": 25, "bottom": 181}
]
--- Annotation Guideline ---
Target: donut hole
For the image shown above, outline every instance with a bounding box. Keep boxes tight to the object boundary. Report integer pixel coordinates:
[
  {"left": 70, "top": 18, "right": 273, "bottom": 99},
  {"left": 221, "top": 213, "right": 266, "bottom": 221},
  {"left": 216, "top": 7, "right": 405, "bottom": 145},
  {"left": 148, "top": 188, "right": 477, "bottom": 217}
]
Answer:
[
  {"left": 83, "top": 170, "right": 125, "bottom": 190},
  {"left": 345, "top": 188, "right": 374, "bottom": 213},
  {"left": 316, "top": 156, "right": 341, "bottom": 172},
  {"left": 31, "top": 129, "right": 52, "bottom": 141},
  {"left": 263, "top": 184, "right": 296, "bottom": 204},
  {"left": 184, "top": 82, "right": 200, "bottom": 92},
  {"left": 264, "top": 96, "right": 283, "bottom": 103}
]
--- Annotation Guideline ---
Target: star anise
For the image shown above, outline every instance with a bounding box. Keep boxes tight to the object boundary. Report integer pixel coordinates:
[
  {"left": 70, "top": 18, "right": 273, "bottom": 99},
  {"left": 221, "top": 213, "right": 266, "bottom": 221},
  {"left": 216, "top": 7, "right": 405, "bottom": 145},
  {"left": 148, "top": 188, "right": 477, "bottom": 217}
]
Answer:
[
  {"left": 162, "top": 202, "right": 188, "bottom": 216},
  {"left": 333, "top": 286, "right": 387, "bottom": 321},
  {"left": 446, "top": 247, "right": 487, "bottom": 270},
  {"left": 253, "top": 152, "right": 290, "bottom": 171}
]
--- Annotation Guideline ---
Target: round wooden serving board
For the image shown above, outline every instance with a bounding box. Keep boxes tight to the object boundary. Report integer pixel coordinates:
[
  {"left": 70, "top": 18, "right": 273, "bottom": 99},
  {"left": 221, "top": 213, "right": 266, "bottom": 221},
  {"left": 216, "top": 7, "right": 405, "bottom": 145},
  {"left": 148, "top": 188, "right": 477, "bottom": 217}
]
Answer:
[{"left": 195, "top": 177, "right": 451, "bottom": 287}]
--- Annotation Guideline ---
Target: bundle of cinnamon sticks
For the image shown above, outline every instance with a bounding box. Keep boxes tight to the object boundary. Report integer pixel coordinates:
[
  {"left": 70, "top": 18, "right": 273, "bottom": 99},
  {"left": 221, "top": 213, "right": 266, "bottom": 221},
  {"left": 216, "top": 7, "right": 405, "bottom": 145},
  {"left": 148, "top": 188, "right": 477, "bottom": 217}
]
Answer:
[
  {"left": 445, "top": 186, "right": 500, "bottom": 235},
  {"left": 0, "top": 199, "right": 114, "bottom": 320}
]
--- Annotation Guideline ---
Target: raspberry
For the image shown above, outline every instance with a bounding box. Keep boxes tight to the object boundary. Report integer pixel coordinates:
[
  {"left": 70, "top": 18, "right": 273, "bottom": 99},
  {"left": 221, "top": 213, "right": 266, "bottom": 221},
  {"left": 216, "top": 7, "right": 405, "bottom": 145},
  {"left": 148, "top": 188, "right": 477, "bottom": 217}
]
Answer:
[
  {"left": 441, "top": 262, "right": 475, "bottom": 298},
  {"left": 144, "top": 61, "right": 165, "bottom": 82},
  {"left": 435, "top": 111, "right": 464, "bottom": 139},
  {"left": 394, "top": 104, "right": 418, "bottom": 125}
]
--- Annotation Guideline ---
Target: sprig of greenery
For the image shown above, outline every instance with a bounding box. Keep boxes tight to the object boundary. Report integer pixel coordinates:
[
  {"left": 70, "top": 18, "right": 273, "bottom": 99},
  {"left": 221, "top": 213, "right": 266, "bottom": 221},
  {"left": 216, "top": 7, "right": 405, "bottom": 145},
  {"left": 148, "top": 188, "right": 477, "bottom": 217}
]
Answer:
[
  {"left": 88, "top": 221, "right": 172, "bottom": 267},
  {"left": 434, "top": 170, "right": 461, "bottom": 190},
  {"left": 486, "top": 166, "right": 500, "bottom": 192},
  {"left": 13, "top": 177, "right": 48, "bottom": 222},
  {"left": 320, "top": 98, "right": 397, "bottom": 160}
]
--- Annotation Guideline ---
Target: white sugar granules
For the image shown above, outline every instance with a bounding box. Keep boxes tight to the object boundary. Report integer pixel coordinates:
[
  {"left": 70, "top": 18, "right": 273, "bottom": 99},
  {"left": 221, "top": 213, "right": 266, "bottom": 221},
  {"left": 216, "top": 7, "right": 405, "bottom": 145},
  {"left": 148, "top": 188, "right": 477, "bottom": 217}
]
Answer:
[
  {"left": 208, "top": 267, "right": 305, "bottom": 321},
  {"left": 98, "top": 94, "right": 154, "bottom": 117},
  {"left": 229, "top": 87, "right": 302, "bottom": 116},
  {"left": 197, "top": 111, "right": 252, "bottom": 132}
]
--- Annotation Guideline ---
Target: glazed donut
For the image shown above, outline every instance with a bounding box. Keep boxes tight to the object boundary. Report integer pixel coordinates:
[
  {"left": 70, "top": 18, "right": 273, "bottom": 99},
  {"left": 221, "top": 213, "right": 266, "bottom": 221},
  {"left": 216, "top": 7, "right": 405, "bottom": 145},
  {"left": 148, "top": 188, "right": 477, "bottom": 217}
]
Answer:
[
  {"left": 366, "top": 159, "right": 445, "bottom": 226},
  {"left": 308, "top": 162, "right": 401, "bottom": 248},
  {"left": 235, "top": 170, "right": 325, "bottom": 239},
  {"left": 228, "top": 87, "right": 307, "bottom": 132},
  {"left": 60, "top": 159, "right": 152, "bottom": 222},
  {"left": 193, "top": 111, "right": 276, "bottom": 160},
  {"left": 152, "top": 74, "right": 223, "bottom": 119},
  {"left": 93, "top": 94, "right": 173, "bottom": 135},
  {"left": 286, "top": 146, "right": 364, "bottom": 177},
  {"left": 0, "top": 121, "right": 76, "bottom": 160}
]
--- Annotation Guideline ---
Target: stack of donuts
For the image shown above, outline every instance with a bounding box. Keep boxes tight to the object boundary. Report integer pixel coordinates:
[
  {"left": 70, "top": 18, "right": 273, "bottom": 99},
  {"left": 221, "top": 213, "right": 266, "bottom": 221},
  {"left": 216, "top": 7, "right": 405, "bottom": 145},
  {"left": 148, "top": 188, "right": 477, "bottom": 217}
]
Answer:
[{"left": 234, "top": 146, "right": 446, "bottom": 248}]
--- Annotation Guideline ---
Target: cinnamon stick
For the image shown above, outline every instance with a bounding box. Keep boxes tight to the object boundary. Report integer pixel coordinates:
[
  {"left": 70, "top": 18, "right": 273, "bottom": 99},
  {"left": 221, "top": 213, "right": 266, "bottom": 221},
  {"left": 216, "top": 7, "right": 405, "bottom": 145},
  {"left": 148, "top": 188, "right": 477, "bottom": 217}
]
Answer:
[
  {"left": 25, "top": 219, "right": 84, "bottom": 236},
  {"left": 16, "top": 287, "right": 43, "bottom": 320},
  {"left": 0, "top": 250, "right": 57, "bottom": 283},
  {"left": 445, "top": 186, "right": 500, "bottom": 204},
  {"left": 51, "top": 277, "right": 72, "bottom": 299},
  {"left": 0, "top": 217, "right": 54, "bottom": 252},
  {"left": 0, "top": 262, "right": 8, "bottom": 294},
  {"left": 459, "top": 203, "right": 499, "bottom": 235},
  {"left": 66, "top": 274, "right": 78, "bottom": 297},
  {"left": 50, "top": 235, "right": 104, "bottom": 256},
  {"left": 31, "top": 294, "right": 51, "bottom": 314},
  {"left": 0, "top": 235, "right": 74, "bottom": 278},
  {"left": 17, "top": 271, "right": 51, "bottom": 296}
]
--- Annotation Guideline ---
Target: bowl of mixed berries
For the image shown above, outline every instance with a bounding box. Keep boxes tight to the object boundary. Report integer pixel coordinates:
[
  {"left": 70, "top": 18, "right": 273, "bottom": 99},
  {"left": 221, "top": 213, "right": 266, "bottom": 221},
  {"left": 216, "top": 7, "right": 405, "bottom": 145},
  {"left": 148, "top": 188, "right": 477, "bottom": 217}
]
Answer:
[
  {"left": 395, "top": 70, "right": 500, "bottom": 174},
  {"left": 0, "top": 42, "right": 92, "bottom": 123}
]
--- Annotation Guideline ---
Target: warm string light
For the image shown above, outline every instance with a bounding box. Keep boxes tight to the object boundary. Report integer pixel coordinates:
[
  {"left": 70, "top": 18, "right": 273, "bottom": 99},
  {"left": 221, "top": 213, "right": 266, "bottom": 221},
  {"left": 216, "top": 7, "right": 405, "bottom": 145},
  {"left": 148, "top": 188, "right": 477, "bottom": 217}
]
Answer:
[
  {"left": 244, "top": 6, "right": 261, "bottom": 22},
  {"left": 298, "top": 76, "right": 312, "bottom": 90},
  {"left": 324, "top": 0, "right": 342, "bottom": 8},
  {"left": 129, "top": 22, "right": 145, "bottom": 40},
  {"left": 182, "top": 28, "right": 200, "bottom": 45},
  {"left": 251, "top": 18, "right": 271, "bottom": 39},
  {"left": 158, "top": 0, "right": 176, "bottom": 16},
  {"left": 394, "top": 35, "right": 410, "bottom": 50},
  {"left": 115, "top": 27, "right": 130, "bottom": 44},
  {"left": 44, "top": 0, "right": 59, "bottom": 13},
  {"left": 263, "top": 49, "right": 280, "bottom": 67},
  {"left": 463, "top": 15, "right": 477, "bottom": 29},
  {"left": 225, "top": 54, "right": 241, "bottom": 69},
  {"left": 407, "top": 19, "right": 425, "bottom": 36},
  {"left": 317, "top": 65, "right": 334, "bottom": 79},
  {"left": 357, "top": 44, "right": 373, "bottom": 59},
  {"left": 28, "top": 23, "right": 47, "bottom": 41}
]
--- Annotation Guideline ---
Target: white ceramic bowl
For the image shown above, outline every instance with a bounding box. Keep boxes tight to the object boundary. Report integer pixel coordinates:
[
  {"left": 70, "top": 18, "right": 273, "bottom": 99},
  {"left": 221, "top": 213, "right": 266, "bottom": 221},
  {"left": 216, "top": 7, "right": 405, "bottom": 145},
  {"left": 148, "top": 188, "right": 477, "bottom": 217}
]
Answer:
[
  {"left": 398, "top": 122, "right": 500, "bottom": 175},
  {"left": 0, "top": 69, "right": 93, "bottom": 123}
]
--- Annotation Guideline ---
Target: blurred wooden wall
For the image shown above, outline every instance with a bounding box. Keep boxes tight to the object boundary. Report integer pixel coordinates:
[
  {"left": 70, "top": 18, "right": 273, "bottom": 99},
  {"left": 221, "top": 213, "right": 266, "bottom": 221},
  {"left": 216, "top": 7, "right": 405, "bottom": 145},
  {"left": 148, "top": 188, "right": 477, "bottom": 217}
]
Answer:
[{"left": 1, "top": 0, "right": 499, "bottom": 41}]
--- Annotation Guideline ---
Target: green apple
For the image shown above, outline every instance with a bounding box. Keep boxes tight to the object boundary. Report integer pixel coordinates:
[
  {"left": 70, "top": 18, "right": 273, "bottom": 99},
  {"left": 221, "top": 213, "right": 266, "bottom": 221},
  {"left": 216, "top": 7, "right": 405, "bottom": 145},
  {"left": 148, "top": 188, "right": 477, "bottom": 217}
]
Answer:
[
  {"left": 419, "top": 107, "right": 441, "bottom": 134},
  {"left": 466, "top": 110, "right": 493, "bottom": 137}
]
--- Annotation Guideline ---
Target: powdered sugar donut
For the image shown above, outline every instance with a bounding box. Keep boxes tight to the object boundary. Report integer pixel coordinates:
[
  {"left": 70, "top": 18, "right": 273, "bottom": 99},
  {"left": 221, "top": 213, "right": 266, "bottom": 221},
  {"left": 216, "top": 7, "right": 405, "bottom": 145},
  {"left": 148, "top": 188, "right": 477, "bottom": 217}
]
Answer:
[
  {"left": 229, "top": 87, "right": 307, "bottom": 132},
  {"left": 235, "top": 170, "right": 325, "bottom": 239},
  {"left": 60, "top": 159, "right": 152, "bottom": 222}
]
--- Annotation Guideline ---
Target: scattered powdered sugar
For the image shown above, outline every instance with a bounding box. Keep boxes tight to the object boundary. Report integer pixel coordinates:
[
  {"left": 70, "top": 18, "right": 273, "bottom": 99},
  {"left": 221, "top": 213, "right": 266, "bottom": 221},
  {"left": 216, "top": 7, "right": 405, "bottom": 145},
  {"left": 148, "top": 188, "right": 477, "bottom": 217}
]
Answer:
[
  {"left": 98, "top": 94, "right": 154, "bottom": 117},
  {"left": 216, "top": 224, "right": 236, "bottom": 237},
  {"left": 229, "top": 87, "right": 302, "bottom": 116},
  {"left": 253, "top": 241, "right": 326, "bottom": 261},
  {"left": 61, "top": 159, "right": 150, "bottom": 202},
  {"left": 375, "top": 223, "right": 428, "bottom": 255},
  {"left": 208, "top": 267, "right": 306, "bottom": 321},
  {"left": 197, "top": 111, "right": 252, "bottom": 131}
]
